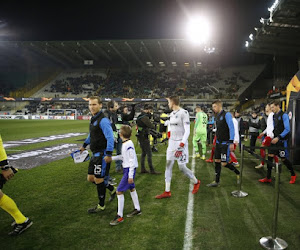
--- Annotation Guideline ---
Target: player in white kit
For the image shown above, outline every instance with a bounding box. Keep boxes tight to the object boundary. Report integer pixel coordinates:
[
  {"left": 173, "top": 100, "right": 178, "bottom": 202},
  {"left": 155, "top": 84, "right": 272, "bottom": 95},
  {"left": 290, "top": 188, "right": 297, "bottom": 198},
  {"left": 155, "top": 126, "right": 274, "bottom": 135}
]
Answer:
[{"left": 155, "top": 96, "right": 201, "bottom": 199}]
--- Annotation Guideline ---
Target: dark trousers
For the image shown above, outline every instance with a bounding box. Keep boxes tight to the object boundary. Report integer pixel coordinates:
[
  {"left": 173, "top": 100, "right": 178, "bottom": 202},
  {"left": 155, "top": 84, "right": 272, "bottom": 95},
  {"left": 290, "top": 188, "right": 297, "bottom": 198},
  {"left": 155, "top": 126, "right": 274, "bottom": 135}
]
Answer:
[
  {"left": 137, "top": 135, "right": 154, "bottom": 172},
  {"left": 249, "top": 132, "right": 259, "bottom": 153}
]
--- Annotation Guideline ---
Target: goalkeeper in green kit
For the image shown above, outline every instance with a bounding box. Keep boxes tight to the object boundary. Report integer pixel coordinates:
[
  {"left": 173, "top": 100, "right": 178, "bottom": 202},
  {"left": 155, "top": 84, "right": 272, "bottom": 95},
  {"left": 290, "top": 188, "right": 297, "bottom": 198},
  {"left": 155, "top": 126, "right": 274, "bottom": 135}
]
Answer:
[{"left": 193, "top": 106, "right": 208, "bottom": 160}]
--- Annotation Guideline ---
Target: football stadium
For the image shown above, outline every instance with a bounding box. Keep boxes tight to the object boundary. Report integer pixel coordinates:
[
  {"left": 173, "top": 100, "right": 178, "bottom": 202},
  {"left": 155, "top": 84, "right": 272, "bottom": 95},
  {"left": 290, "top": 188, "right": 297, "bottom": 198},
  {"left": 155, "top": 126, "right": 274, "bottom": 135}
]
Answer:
[{"left": 0, "top": 1, "right": 300, "bottom": 249}]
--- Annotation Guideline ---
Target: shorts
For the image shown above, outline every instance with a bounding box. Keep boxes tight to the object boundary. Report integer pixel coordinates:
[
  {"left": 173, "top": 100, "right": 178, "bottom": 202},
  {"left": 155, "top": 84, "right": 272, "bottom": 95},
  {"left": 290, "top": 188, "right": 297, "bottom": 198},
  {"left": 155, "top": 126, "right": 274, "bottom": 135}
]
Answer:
[
  {"left": 262, "top": 136, "right": 272, "bottom": 147},
  {"left": 167, "top": 139, "right": 189, "bottom": 164},
  {"left": 117, "top": 168, "right": 136, "bottom": 192},
  {"left": 215, "top": 142, "right": 230, "bottom": 163},
  {"left": 268, "top": 140, "right": 289, "bottom": 159},
  {"left": 88, "top": 153, "right": 107, "bottom": 178}
]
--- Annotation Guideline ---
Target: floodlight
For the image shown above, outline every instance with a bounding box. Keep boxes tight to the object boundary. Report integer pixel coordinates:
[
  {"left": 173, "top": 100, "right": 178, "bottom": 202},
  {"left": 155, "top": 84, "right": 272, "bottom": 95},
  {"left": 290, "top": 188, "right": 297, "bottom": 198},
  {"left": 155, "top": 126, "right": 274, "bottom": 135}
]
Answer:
[{"left": 186, "top": 16, "right": 211, "bottom": 45}]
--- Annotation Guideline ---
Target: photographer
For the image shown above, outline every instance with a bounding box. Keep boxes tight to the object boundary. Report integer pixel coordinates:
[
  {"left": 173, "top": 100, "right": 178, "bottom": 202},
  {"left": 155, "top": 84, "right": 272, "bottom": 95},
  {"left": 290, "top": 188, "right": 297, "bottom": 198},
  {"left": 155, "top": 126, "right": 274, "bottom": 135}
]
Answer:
[
  {"left": 136, "top": 104, "right": 160, "bottom": 174},
  {"left": 121, "top": 104, "right": 136, "bottom": 126}
]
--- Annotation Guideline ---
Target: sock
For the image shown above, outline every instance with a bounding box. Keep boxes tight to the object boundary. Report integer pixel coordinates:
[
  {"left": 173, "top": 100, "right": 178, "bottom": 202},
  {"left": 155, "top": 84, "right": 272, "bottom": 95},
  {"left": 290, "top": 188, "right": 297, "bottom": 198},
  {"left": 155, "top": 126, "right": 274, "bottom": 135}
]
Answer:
[
  {"left": 283, "top": 159, "right": 295, "bottom": 176},
  {"left": 130, "top": 190, "right": 140, "bottom": 211},
  {"left": 215, "top": 162, "right": 221, "bottom": 183},
  {"left": 96, "top": 182, "right": 106, "bottom": 207},
  {"left": 230, "top": 152, "right": 238, "bottom": 163},
  {"left": 165, "top": 182, "right": 171, "bottom": 192},
  {"left": 117, "top": 194, "right": 124, "bottom": 217},
  {"left": 0, "top": 194, "right": 27, "bottom": 224},
  {"left": 267, "top": 156, "right": 273, "bottom": 179},
  {"left": 260, "top": 149, "right": 265, "bottom": 165},
  {"left": 106, "top": 184, "right": 114, "bottom": 192},
  {"left": 224, "top": 162, "right": 240, "bottom": 175},
  {"left": 210, "top": 146, "right": 215, "bottom": 159},
  {"left": 192, "top": 176, "right": 198, "bottom": 184}
]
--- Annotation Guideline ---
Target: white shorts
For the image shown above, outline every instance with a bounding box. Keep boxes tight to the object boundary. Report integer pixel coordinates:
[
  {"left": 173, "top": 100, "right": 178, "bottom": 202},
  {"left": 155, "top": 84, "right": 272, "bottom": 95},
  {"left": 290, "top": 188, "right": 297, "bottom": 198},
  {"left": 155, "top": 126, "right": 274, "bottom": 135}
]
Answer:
[{"left": 167, "top": 139, "right": 189, "bottom": 164}]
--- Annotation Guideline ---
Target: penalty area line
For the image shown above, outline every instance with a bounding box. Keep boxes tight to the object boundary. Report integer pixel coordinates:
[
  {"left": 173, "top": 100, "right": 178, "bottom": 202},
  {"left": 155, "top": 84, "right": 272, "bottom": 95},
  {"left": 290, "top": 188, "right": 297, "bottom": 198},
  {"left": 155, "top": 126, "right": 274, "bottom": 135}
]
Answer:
[{"left": 183, "top": 148, "right": 196, "bottom": 250}]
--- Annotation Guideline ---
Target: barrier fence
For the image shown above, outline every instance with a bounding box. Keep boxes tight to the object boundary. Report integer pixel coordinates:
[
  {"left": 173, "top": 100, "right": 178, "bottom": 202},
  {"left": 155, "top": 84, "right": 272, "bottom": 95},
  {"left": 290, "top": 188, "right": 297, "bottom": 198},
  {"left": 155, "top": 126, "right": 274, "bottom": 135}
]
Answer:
[{"left": 233, "top": 144, "right": 299, "bottom": 249}]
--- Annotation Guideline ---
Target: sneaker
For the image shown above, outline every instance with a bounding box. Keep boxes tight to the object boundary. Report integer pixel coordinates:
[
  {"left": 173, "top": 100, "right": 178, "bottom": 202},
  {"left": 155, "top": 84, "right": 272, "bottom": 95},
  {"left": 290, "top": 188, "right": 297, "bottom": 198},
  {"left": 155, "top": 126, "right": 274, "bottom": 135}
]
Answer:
[
  {"left": 127, "top": 209, "right": 142, "bottom": 218},
  {"left": 290, "top": 175, "right": 297, "bottom": 184},
  {"left": 192, "top": 153, "right": 200, "bottom": 158},
  {"left": 192, "top": 180, "right": 201, "bottom": 194},
  {"left": 201, "top": 155, "right": 206, "bottom": 160},
  {"left": 140, "top": 169, "right": 149, "bottom": 174},
  {"left": 155, "top": 191, "right": 171, "bottom": 199},
  {"left": 88, "top": 204, "right": 105, "bottom": 213},
  {"left": 232, "top": 162, "right": 239, "bottom": 167},
  {"left": 8, "top": 218, "right": 33, "bottom": 236},
  {"left": 110, "top": 215, "right": 124, "bottom": 226},
  {"left": 109, "top": 186, "right": 117, "bottom": 202},
  {"left": 259, "top": 178, "right": 272, "bottom": 183},
  {"left": 205, "top": 159, "right": 214, "bottom": 163},
  {"left": 255, "top": 164, "right": 264, "bottom": 169},
  {"left": 206, "top": 181, "right": 220, "bottom": 187}
]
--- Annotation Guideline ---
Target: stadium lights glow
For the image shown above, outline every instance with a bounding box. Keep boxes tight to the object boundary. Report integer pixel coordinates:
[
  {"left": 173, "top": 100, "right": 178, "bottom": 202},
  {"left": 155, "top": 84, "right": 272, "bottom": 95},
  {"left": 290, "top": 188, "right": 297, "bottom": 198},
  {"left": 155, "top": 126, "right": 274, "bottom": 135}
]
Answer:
[
  {"left": 159, "top": 62, "right": 164, "bottom": 64},
  {"left": 249, "top": 34, "right": 254, "bottom": 41},
  {"left": 245, "top": 41, "right": 249, "bottom": 48},
  {"left": 186, "top": 16, "right": 211, "bottom": 45},
  {"left": 254, "top": 27, "right": 258, "bottom": 31},
  {"left": 146, "top": 62, "right": 151, "bottom": 64},
  {"left": 184, "top": 62, "right": 190, "bottom": 66},
  {"left": 268, "top": 0, "right": 280, "bottom": 12}
]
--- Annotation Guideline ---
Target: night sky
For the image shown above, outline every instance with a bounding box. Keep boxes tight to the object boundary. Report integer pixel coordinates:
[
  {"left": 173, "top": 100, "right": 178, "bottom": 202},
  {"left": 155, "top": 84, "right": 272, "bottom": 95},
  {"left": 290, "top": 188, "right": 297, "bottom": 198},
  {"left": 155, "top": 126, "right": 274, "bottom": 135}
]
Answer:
[{"left": 0, "top": 0, "right": 273, "bottom": 49}]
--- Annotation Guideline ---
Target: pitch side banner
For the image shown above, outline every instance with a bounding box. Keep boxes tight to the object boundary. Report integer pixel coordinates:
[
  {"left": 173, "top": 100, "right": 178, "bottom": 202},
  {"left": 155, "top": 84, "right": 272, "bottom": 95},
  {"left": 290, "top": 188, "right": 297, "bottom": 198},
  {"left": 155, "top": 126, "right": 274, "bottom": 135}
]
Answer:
[
  {"left": 7, "top": 143, "right": 80, "bottom": 169},
  {"left": 3, "top": 133, "right": 86, "bottom": 148},
  {"left": 0, "top": 97, "right": 168, "bottom": 102}
]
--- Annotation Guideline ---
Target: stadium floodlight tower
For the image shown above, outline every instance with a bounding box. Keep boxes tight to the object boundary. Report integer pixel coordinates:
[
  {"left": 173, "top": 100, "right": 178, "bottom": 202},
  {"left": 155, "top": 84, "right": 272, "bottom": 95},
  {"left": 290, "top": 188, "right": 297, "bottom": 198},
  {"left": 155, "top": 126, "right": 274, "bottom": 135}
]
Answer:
[{"left": 186, "top": 16, "right": 211, "bottom": 45}]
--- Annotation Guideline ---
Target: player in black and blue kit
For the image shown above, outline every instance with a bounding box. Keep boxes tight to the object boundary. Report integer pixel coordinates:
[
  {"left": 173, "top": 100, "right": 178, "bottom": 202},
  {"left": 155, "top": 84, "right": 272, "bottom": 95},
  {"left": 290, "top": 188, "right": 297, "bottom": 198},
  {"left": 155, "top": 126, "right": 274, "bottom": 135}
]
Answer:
[
  {"left": 207, "top": 100, "right": 240, "bottom": 187},
  {"left": 80, "top": 96, "right": 116, "bottom": 213},
  {"left": 259, "top": 100, "right": 296, "bottom": 184}
]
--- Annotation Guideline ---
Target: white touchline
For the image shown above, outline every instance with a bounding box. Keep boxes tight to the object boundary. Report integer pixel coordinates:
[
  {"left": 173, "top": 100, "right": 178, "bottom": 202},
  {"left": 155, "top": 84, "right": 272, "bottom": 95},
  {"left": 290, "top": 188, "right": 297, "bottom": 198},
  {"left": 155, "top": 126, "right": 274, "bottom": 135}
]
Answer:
[{"left": 183, "top": 148, "right": 196, "bottom": 250}]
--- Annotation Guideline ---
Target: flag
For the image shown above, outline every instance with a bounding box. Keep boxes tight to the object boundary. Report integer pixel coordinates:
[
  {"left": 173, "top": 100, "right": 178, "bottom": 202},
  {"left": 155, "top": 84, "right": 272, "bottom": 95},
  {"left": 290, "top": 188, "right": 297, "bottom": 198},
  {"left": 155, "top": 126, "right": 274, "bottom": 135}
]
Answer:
[{"left": 286, "top": 70, "right": 300, "bottom": 109}]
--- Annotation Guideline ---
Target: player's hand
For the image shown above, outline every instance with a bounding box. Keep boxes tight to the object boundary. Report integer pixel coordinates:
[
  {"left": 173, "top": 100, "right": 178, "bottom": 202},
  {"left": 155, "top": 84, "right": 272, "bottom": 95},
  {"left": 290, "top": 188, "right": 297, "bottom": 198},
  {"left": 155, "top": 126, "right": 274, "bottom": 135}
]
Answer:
[
  {"left": 104, "top": 156, "right": 112, "bottom": 163},
  {"left": 259, "top": 132, "right": 265, "bottom": 138},
  {"left": 79, "top": 147, "right": 85, "bottom": 153},
  {"left": 175, "top": 143, "right": 184, "bottom": 158},
  {"left": 271, "top": 137, "right": 279, "bottom": 144},
  {"left": 229, "top": 143, "right": 234, "bottom": 152},
  {"left": 128, "top": 178, "right": 134, "bottom": 184},
  {"left": 2, "top": 167, "right": 14, "bottom": 181}
]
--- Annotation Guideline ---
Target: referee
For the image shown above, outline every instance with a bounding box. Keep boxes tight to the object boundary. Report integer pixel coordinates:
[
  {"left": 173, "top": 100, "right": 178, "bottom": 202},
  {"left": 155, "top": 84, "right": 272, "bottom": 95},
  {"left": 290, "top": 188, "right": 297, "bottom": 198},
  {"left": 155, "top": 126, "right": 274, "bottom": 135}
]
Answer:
[
  {"left": 80, "top": 96, "right": 116, "bottom": 213},
  {"left": 207, "top": 100, "right": 240, "bottom": 187}
]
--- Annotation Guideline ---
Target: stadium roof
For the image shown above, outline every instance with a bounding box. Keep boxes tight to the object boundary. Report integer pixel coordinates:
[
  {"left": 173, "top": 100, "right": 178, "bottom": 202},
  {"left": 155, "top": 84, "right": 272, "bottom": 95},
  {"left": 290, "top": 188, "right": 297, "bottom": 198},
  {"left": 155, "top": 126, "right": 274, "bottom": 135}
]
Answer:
[
  {"left": 247, "top": 0, "right": 300, "bottom": 57},
  {"left": 0, "top": 39, "right": 218, "bottom": 70}
]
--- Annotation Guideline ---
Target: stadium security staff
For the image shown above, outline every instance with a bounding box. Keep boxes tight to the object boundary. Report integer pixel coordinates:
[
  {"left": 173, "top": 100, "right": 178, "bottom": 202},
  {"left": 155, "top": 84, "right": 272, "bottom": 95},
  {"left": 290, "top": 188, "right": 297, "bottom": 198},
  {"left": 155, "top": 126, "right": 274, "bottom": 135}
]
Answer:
[
  {"left": 136, "top": 104, "right": 160, "bottom": 174},
  {"left": 0, "top": 134, "right": 33, "bottom": 235},
  {"left": 248, "top": 110, "right": 260, "bottom": 154},
  {"left": 207, "top": 100, "right": 240, "bottom": 187},
  {"left": 121, "top": 105, "right": 136, "bottom": 126},
  {"left": 80, "top": 96, "right": 116, "bottom": 213},
  {"left": 259, "top": 100, "right": 296, "bottom": 184}
]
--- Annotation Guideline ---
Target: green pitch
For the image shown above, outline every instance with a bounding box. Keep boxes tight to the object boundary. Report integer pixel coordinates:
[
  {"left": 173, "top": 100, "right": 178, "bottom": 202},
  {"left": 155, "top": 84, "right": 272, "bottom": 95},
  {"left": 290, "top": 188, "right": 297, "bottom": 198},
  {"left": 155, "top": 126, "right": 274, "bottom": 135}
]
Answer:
[{"left": 0, "top": 120, "right": 299, "bottom": 250}]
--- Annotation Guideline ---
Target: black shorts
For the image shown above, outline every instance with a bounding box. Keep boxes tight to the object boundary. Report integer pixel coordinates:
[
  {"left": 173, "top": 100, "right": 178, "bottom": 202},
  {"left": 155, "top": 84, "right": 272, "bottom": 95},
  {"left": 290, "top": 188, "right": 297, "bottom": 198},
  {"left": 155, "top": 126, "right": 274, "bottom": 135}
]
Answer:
[
  {"left": 268, "top": 140, "right": 289, "bottom": 159},
  {"left": 215, "top": 142, "right": 230, "bottom": 162},
  {"left": 88, "top": 154, "right": 107, "bottom": 178}
]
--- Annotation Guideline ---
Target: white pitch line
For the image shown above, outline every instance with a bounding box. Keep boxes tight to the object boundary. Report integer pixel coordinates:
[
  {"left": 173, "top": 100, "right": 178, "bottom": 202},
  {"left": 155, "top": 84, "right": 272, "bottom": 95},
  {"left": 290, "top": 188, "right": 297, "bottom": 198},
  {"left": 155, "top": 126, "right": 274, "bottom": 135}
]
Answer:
[{"left": 183, "top": 149, "right": 196, "bottom": 250}]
